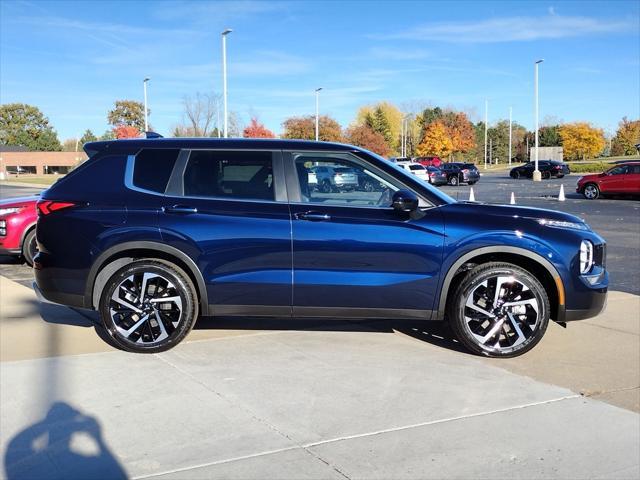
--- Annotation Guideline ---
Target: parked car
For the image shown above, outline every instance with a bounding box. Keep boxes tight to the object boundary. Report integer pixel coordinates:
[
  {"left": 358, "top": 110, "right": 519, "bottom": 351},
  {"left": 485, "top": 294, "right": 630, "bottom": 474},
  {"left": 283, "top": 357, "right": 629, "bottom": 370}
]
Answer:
[
  {"left": 397, "top": 162, "right": 430, "bottom": 182},
  {"left": 576, "top": 162, "right": 640, "bottom": 199},
  {"left": 440, "top": 162, "right": 480, "bottom": 186},
  {"left": 0, "top": 195, "right": 39, "bottom": 265},
  {"left": 415, "top": 156, "right": 443, "bottom": 168},
  {"left": 426, "top": 166, "right": 448, "bottom": 186},
  {"left": 510, "top": 160, "right": 570, "bottom": 179},
  {"left": 311, "top": 165, "right": 358, "bottom": 192},
  {"left": 35, "top": 137, "right": 608, "bottom": 358}
]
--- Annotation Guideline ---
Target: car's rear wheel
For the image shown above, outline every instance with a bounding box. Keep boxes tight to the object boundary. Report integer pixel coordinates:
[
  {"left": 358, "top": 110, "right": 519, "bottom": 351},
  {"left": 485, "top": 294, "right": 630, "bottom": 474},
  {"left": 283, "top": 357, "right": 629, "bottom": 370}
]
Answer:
[
  {"left": 99, "top": 260, "right": 198, "bottom": 353},
  {"left": 21, "top": 228, "right": 37, "bottom": 267},
  {"left": 511, "top": 171, "right": 520, "bottom": 179},
  {"left": 583, "top": 183, "right": 600, "bottom": 200},
  {"left": 468, "top": 181, "right": 477, "bottom": 185},
  {"left": 542, "top": 171, "right": 551, "bottom": 179},
  {"left": 447, "top": 262, "right": 550, "bottom": 357},
  {"left": 449, "top": 175, "right": 459, "bottom": 186}
]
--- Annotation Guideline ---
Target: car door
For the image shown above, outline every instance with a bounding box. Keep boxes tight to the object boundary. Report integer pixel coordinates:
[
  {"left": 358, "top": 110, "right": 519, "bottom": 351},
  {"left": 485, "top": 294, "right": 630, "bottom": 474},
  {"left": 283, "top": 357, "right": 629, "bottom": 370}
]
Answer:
[
  {"left": 600, "top": 165, "right": 629, "bottom": 193},
  {"left": 158, "top": 149, "right": 292, "bottom": 316},
  {"left": 623, "top": 165, "right": 640, "bottom": 194},
  {"left": 286, "top": 151, "right": 445, "bottom": 319}
]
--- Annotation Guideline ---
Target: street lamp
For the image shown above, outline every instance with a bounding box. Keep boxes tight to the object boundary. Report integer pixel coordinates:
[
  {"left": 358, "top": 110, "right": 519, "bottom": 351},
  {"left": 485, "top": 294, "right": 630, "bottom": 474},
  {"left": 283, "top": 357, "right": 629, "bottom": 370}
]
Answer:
[
  {"left": 222, "top": 28, "right": 232, "bottom": 138},
  {"left": 484, "top": 99, "right": 488, "bottom": 169},
  {"left": 533, "top": 59, "right": 544, "bottom": 181},
  {"left": 143, "top": 77, "right": 150, "bottom": 132},
  {"left": 508, "top": 106, "right": 512, "bottom": 166},
  {"left": 315, "top": 87, "right": 323, "bottom": 141}
]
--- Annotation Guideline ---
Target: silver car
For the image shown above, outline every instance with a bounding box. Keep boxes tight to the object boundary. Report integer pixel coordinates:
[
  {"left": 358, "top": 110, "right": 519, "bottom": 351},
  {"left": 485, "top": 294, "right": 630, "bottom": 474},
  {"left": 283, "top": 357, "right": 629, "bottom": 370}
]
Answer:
[{"left": 312, "top": 166, "right": 359, "bottom": 192}]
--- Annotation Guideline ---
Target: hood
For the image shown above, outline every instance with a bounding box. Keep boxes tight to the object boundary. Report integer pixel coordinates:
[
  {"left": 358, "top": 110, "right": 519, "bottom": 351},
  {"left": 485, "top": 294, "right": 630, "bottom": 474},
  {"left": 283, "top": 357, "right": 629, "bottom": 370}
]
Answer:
[
  {"left": 0, "top": 195, "right": 40, "bottom": 208},
  {"left": 442, "top": 201, "right": 585, "bottom": 225},
  {"left": 578, "top": 172, "right": 602, "bottom": 182}
]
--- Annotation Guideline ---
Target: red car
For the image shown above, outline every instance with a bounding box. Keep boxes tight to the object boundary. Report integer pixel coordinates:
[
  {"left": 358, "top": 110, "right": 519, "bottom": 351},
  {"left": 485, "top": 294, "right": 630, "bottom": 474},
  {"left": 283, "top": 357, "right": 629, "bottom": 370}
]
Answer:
[
  {"left": 0, "top": 195, "right": 39, "bottom": 265},
  {"left": 577, "top": 162, "right": 640, "bottom": 199},
  {"left": 415, "top": 156, "right": 443, "bottom": 168}
]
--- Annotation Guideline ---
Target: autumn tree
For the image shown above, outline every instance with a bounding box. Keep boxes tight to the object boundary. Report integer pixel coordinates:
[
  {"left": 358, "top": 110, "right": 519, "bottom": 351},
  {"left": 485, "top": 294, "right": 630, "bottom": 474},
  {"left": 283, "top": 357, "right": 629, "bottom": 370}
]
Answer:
[
  {"left": 114, "top": 124, "right": 141, "bottom": 139},
  {"left": 560, "top": 122, "right": 606, "bottom": 160},
  {"left": 355, "top": 102, "right": 403, "bottom": 151},
  {"left": 107, "top": 100, "right": 146, "bottom": 131},
  {"left": 0, "top": 103, "right": 62, "bottom": 151},
  {"left": 181, "top": 92, "right": 220, "bottom": 137},
  {"left": 416, "top": 121, "right": 453, "bottom": 158},
  {"left": 345, "top": 125, "right": 391, "bottom": 157},
  {"left": 611, "top": 117, "right": 640, "bottom": 156},
  {"left": 282, "top": 115, "right": 342, "bottom": 142},
  {"left": 62, "top": 138, "right": 78, "bottom": 152},
  {"left": 243, "top": 117, "right": 275, "bottom": 138},
  {"left": 445, "top": 112, "right": 476, "bottom": 158}
]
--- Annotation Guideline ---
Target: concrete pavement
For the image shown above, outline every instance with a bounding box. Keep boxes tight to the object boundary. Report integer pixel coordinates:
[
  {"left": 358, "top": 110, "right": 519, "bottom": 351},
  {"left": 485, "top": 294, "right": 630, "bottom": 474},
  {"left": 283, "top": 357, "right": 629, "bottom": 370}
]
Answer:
[{"left": 1, "top": 277, "right": 639, "bottom": 479}]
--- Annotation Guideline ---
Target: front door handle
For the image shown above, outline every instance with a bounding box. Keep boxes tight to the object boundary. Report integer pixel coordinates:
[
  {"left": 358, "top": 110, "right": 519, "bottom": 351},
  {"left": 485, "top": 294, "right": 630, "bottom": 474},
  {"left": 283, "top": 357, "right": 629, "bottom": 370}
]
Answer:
[
  {"left": 295, "top": 212, "right": 331, "bottom": 222},
  {"left": 163, "top": 205, "right": 198, "bottom": 215}
]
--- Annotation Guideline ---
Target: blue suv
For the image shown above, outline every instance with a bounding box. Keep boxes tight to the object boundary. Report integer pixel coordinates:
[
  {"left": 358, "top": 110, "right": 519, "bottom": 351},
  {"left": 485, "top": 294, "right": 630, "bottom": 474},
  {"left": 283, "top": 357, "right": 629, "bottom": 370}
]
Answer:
[{"left": 34, "top": 138, "right": 608, "bottom": 357}]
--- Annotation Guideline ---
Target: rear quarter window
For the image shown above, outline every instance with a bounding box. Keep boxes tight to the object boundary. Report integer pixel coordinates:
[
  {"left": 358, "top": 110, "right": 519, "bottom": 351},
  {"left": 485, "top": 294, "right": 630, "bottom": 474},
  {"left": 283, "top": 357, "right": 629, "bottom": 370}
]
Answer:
[{"left": 133, "top": 149, "right": 180, "bottom": 193}]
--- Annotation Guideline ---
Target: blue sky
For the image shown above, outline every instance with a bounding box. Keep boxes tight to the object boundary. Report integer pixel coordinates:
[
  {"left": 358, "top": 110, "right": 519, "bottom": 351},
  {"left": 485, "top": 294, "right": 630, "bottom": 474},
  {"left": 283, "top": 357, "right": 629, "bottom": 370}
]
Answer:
[{"left": 1, "top": 0, "right": 638, "bottom": 140}]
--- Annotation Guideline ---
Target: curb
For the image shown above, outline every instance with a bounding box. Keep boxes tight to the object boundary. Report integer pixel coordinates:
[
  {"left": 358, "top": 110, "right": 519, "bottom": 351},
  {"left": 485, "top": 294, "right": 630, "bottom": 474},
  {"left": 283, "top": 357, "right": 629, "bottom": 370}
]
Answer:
[{"left": 0, "top": 181, "right": 50, "bottom": 189}]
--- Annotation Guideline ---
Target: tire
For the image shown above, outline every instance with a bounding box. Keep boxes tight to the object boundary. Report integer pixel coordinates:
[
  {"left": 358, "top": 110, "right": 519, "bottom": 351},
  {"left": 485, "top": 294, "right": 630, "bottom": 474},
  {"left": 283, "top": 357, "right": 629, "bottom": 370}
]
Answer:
[
  {"left": 99, "top": 259, "right": 198, "bottom": 353},
  {"left": 449, "top": 175, "right": 459, "bottom": 186},
  {"left": 511, "top": 171, "right": 520, "bottom": 179},
  {"left": 21, "top": 228, "right": 37, "bottom": 267},
  {"left": 468, "top": 181, "right": 477, "bottom": 186},
  {"left": 542, "top": 171, "right": 551, "bottom": 180},
  {"left": 446, "top": 262, "right": 550, "bottom": 358},
  {"left": 556, "top": 174, "right": 565, "bottom": 179},
  {"left": 362, "top": 180, "right": 374, "bottom": 192},
  {"left": 583, "top": 183, "right": 600, "bottom": 200}
]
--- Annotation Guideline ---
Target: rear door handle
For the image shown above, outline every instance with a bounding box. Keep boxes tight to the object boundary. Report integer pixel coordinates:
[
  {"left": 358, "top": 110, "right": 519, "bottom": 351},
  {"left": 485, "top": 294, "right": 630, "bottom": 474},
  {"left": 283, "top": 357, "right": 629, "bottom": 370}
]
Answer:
[
  {"left": 295, "top": 212, "right": 331, "bottom": 222},
  {"left": 163, "top": 205, "right": 198, "bottom": 215}
]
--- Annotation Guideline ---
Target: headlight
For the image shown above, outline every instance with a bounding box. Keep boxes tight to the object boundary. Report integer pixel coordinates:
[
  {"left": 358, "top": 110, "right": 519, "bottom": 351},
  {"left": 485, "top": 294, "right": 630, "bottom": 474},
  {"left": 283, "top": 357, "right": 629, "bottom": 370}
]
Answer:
[
  {"left": 0, "top": 207, "right": 22, "bottom": 216},
  {"left": 580, "top": 240, "right": 594, "bottom": 274},
  {"left": 538, "top": 218, "right": 588, "bottom": 231}
]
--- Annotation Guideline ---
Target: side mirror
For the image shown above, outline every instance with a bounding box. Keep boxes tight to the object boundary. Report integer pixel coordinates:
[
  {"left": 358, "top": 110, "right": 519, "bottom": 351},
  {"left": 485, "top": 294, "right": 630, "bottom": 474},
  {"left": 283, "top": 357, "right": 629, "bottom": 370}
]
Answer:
[{"left": 392, "top": 190, "right": 419, "bottom": 213}]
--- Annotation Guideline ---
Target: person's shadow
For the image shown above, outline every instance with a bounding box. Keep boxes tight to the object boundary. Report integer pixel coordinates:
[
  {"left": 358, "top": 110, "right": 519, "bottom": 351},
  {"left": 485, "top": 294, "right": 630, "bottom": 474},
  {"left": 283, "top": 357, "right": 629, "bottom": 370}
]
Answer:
[{"left": 4, "top": 402, "right": 127, "bottom": 480}]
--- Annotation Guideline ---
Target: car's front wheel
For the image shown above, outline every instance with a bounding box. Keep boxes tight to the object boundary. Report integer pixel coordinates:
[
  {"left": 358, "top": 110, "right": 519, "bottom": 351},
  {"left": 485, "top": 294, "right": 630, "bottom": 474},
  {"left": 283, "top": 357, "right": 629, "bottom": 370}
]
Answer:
[
  {"left": 99, "top": 260, "right": 198, "bottom": 353},
  {"left": 449, "top": 175, "right": 459, "bottom": 186},
  {"left": 583, "top": 183, "right": 600, "bottom": 200},
  {"left": 447, "top": 262, "right": 550, "bottom": 357}
]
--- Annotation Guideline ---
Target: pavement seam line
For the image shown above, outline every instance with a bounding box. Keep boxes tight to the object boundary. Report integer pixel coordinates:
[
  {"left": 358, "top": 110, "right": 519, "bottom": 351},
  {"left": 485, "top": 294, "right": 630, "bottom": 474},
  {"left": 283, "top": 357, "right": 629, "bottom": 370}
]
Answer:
[{"left": 131, "top": 394, "right": 580, "bottom": 480}]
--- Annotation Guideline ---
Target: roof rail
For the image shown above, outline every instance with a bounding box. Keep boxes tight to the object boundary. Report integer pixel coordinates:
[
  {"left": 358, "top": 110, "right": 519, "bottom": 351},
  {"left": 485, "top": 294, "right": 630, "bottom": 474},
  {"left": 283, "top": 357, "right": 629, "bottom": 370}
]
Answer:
[{"left": 145, "top": 131, "right": 163, "bottom": 139}]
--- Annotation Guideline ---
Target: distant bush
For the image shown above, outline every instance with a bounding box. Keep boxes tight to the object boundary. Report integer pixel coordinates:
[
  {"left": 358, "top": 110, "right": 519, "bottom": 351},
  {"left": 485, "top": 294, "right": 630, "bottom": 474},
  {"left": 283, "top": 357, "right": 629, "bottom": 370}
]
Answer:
[{"left": 567, "top": 162, "right": 612, "bottom": 173}]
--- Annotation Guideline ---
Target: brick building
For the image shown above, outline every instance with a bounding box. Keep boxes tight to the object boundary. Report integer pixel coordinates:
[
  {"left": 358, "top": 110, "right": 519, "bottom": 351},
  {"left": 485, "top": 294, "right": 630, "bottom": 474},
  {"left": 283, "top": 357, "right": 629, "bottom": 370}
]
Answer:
[{"left": 0, "top": 146, "right": 87, "bottom": 175}]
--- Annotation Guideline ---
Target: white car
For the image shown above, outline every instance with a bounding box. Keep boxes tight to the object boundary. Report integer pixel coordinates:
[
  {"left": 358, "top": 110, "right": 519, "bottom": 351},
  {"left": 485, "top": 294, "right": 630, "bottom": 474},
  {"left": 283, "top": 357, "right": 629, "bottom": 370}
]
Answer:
[{"left": 397, "top": 162, "right": 430, "bottom": 182}]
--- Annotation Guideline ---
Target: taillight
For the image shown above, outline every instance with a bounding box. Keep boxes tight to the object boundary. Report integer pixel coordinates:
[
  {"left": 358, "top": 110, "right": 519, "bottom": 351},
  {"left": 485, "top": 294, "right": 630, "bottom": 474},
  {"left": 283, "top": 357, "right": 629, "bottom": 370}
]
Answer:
[
  {"left": 37, "top": 200, "right": 77, "bottom": 216},
  {"left": 462, "top": 168, "right": 469, "bottom": 173},
  {"left": 554, "top": 165, "right": 561, "bottom": 170}
]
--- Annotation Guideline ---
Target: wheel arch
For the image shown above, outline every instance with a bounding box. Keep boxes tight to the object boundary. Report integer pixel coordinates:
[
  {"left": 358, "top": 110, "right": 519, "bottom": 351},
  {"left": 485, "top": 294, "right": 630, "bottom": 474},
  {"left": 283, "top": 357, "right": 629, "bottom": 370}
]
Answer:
[
  {"left": 19, "top": 222, "right": 37, "bottom": 249},
  {"left": 435, "top": 246, "right": 565, "bottom": 322},
  {"left": 85, "top": 241, "right": 208, "bottom": 314}
]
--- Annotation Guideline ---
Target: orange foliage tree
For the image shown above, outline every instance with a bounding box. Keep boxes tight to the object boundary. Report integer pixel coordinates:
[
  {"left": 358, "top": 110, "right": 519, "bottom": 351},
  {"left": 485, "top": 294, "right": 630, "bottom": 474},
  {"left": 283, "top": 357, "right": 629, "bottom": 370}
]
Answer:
[
  {"left": 242, "top": 117, "right": 276, "bottom": 138},
  {"left": 345, "top": 125, "right": 391, "bottom": 156},
  {"left": 416, "top": 121, "right": 453, "bottom": 157},
  {"left": 113, "top": 124, "right": 141, "bottom": 139}
]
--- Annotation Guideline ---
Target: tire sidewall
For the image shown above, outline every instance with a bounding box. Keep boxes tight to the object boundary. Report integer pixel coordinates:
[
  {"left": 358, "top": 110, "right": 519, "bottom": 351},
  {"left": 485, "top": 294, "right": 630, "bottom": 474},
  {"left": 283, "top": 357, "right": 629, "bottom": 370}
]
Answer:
[
  {"left": 449, "top": 264, "right": 550, "bottom": 357},
  {"left": 99, "top": 261, "right": 197, "bottom": 353},
  {"left": 22, "top": 229, "right": 37, "bottom": 267}
]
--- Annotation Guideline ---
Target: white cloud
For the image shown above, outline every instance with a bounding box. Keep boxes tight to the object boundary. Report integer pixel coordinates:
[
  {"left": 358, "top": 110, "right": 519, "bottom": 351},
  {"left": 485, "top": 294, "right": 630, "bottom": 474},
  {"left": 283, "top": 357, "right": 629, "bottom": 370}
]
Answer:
[{"left": 375, "top": 14, "right": 637, "bottom": 43}]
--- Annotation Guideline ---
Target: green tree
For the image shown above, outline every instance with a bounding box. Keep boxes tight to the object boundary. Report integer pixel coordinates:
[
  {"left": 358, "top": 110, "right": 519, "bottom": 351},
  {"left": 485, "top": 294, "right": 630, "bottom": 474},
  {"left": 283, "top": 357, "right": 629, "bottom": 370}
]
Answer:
[
  {"left": 80, "top": 129, "right": 97, "bottom": 145},
  {"left": 487, "top": 121, "right": 527, "bottom": 164},
  {"left": 99, "top": 130, "right": 116, "bottom": 141},
  {"left": 0, "top": 103, "right": 62, "bottom": 151},
  {"left": 611, "top": 117, "right": 640, "bottom": 156},
  {"left": 539, "top": 125, "right": 562, "bottom": 146},
  {"left": 107, "top": 100, "right": 146, "bottom": 131},
  {"left": 366, "top": 106, "right": 393, "bottom": 146}
]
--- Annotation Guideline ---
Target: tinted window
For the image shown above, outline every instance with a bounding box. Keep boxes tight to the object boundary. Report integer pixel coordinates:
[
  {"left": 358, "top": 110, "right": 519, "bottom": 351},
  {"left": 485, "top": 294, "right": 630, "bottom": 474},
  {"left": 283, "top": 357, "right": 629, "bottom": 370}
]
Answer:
[
  {"left": 608, "top": 165, "right": 629, "bottom": 175},
  {"left": 133, "top": 149, "right": 180, "bottom": 193},
  {"left": 183, "top": 150, "right": 274, "bottom": 200},
  {"left": 409, "top": 165, "right": 425, "bottom": 171},
  {"left": 632, "top": 165, "right": 640, "bottom": 174}
]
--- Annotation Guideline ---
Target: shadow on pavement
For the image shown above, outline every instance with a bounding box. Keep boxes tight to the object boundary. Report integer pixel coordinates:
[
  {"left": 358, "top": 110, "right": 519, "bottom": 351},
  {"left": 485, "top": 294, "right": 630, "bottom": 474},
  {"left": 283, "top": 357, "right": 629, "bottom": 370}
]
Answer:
[{"left": 4, "top": 402, "right": 128, "bottom": 480}]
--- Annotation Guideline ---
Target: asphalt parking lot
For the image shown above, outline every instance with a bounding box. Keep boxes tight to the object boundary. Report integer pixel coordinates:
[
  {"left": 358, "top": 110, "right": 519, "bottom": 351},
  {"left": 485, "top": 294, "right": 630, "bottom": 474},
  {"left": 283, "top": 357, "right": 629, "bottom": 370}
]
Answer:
[{"left": 0, "top": 175, "right": 639, "bottom": 479}]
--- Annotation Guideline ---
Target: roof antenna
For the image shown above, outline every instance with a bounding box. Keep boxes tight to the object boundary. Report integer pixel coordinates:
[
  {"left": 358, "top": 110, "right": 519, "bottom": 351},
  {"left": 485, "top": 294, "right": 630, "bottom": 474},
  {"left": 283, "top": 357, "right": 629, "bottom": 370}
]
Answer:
[{"left": 145, "top": 131, "right": 163, "bottom": 139}]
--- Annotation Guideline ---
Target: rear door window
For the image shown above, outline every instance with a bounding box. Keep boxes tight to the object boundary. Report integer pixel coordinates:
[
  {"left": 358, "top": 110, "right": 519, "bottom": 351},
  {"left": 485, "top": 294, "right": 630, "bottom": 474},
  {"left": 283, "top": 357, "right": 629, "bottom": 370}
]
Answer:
[
  {"left": 133, "top": 149, "right": 181, "bottom": 193},
  {"left": 183, "top": 150, "right": 274, "bottom": 201}
]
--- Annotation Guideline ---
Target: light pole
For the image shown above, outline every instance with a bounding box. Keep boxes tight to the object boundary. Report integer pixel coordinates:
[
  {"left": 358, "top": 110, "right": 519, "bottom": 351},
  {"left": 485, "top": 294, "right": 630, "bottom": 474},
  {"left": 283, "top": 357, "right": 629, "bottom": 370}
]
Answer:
[
  {"left": 222, "top": 28, "right": 232, "bottom": 138},
  {"left": 315, "top": 87, "right": 323, "bottom": 141},
  {"left": 143, "top": 77, "right": 150, "bottom": 132},
  {"left": 401, "top": 120, "right": 405, "bottom": 157},
  {"left": 533, "top": 59, "right": 544, "bottom": 181},
  {"left": 484, "top": 99, "right": 488, "bottom": 169},
  {"left": 508, "top": 106, "right": 512, "bottom": 165}
]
